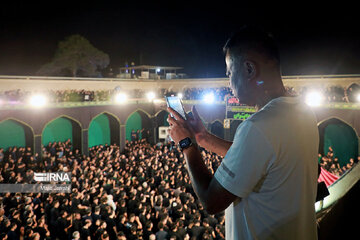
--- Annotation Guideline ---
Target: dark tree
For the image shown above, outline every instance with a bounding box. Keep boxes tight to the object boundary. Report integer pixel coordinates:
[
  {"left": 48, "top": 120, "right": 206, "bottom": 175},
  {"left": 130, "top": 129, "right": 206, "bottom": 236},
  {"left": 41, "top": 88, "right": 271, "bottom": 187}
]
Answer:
[{"left": 38, "top": 35, "right": 110, "bottom": 77}]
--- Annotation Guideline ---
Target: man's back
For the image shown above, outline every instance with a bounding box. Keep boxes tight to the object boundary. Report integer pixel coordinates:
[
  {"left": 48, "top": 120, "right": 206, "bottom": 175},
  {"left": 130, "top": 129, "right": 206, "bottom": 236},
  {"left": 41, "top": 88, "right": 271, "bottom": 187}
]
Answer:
[
  {"left": 214, "top": 96, "right": 319, "bottom": 240},
  {"left": 156, "top": 229, "right": 168, "bottom": 240}
]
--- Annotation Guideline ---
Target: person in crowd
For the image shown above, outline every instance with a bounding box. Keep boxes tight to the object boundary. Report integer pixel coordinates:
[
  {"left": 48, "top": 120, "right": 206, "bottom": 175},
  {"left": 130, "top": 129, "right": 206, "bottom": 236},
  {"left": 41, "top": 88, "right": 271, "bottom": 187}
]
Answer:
[
  {"left": 80, "top": 219, "right": 92, "bottom": 240},
  {"left": 72, "top": 231, "right": 80, "bottom": 240},
  {"left": 318, "top": 146, "right": 356, "bottom": 176},
  {"left": 155, "top": 222, "right": 168, "bottom": 240}
]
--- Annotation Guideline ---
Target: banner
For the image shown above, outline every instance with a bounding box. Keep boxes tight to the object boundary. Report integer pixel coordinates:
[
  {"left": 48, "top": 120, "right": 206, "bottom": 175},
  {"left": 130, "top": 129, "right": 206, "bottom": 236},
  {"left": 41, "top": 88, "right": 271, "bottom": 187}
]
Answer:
[{"left": 318, "top": 167, "right": 339, "bottom": 187}]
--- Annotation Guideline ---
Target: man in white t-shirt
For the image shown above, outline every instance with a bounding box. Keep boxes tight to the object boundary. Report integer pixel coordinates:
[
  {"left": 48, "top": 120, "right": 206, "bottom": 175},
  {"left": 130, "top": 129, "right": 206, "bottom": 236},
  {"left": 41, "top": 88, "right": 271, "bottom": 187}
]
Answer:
[{"left": 167, "top": 25, "right": 319, "bottom": 239}]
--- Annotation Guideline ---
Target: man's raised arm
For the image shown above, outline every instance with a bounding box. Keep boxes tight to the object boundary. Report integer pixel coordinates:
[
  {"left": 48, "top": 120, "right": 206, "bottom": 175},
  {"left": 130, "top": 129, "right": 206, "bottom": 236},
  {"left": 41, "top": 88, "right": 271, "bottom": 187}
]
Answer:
[
  {"left": 167, "top": 107, "right": 237, "bottom": 214},
  {"left": 188, "top": 106, "right": 232, "bottom": 157}
]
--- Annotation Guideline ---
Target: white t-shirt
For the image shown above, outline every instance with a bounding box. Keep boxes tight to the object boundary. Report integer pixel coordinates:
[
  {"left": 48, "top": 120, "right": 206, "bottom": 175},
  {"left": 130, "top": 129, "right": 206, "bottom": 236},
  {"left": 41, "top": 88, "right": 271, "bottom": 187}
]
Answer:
[{"left": 214, "top": 96, "right": 319, "bottom": 240}]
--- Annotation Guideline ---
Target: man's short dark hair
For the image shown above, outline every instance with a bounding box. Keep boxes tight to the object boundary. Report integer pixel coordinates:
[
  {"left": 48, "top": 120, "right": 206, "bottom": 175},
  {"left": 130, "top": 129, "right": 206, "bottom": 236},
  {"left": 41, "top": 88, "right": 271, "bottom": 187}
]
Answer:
[
  {"left": 223, "top": 25, "right": 280, "bottom": 63},
  {"left": 60, "top": 210, "right": 66, "bottom": 217},
  {"left": 158, "top": 222, "right": 164, "bottom": 229}
]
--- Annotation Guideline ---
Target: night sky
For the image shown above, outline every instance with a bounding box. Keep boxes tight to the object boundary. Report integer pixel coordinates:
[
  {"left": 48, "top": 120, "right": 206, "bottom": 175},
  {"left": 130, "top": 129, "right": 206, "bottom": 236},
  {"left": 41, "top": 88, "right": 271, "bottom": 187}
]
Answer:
[{"left": 1, "top": 2, "right": 360, "bottom": 78}]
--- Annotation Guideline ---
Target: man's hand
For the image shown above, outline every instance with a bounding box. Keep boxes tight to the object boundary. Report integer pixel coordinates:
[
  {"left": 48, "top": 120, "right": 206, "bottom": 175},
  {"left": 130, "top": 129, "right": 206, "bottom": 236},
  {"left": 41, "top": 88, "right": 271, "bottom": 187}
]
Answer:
[
  {"left": 187, "top": 106, "right": 208, "bottom": 143},
  {"left": 167, "top": 107, "right": 194, "bottom": 144}
]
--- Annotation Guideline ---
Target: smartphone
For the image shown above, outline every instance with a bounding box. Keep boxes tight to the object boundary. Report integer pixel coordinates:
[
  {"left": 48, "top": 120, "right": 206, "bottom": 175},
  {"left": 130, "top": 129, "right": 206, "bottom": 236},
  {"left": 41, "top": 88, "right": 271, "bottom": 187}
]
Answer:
[{"left": 165, "top": 96, "right": 187, "bottom": 120}]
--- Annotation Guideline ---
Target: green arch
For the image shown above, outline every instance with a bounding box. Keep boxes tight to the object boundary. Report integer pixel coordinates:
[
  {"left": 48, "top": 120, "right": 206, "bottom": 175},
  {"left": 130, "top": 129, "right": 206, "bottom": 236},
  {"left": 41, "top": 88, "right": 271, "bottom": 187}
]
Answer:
[
  {"left": 322, "top": 121, "right": 358, "bottom": 166},
  {"left": 163, "top": 113, "right": 169, "bottom": 126},
  {"left": 0, "top": 120, "right": 26, "bottom": 150},
  {"left": 156, "top": 110, "right": 169, "bottom": 127},
  {"left": 88, "top": 114, "right": 111, "bottom": 147},
  {"left": 126, "top": 112, "right": 143, "bottom": 141},
  {"left": 42, "top": 117, "right": 73, "bottom": 146}
]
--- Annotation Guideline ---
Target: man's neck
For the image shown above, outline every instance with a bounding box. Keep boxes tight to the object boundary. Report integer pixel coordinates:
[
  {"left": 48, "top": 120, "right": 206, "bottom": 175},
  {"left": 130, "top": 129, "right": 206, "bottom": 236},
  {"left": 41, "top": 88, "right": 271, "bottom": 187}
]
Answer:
[{"left": 255, "top": 84, "right": 287, "bottom": 109}]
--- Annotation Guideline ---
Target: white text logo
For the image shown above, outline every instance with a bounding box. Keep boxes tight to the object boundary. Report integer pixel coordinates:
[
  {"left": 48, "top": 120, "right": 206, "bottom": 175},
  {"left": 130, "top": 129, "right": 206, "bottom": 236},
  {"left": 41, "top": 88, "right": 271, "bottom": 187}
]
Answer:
[{"left": 34, "top": 172, "right": 71, "bottom": 182}]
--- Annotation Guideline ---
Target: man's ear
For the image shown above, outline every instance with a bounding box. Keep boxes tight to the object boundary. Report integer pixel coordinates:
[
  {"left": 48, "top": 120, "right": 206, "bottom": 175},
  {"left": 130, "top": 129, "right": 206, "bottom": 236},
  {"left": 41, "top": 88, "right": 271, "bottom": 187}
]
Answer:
[{"left": 243, "top": 60, "right": 256, "bottom": 80}]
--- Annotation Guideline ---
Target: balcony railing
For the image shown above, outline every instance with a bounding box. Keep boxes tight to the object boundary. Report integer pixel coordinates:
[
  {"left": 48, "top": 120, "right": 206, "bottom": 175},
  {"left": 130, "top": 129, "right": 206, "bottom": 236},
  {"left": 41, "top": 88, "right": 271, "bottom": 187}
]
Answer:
[{"left": 1, "top": 99, "right": 359, "bottom": 110}]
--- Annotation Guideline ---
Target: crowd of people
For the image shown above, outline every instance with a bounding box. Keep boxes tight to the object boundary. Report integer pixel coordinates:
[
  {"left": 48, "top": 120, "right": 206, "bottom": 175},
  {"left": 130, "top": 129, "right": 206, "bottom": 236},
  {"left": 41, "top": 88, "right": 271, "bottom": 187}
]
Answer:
[
  {"left": 0, "top": 139, "right": 226, "bottom": 240},
  {"left": 1, "top": 83, "right": 359, "bottom": 105},
  {"left": 182, "top": 87, "right": 232, "bottom": 102},
  {"left": 318, "top": 146, "right": 359, "bottom": 177},
  {"left": 0, "top": 140, "right": 359, "bottom": 240},
  {"left": 1, "top": 139, "right": 358, "bottom": 240},
  {"left": 0, "top": 89, "right": 105, "bottom": 104}
]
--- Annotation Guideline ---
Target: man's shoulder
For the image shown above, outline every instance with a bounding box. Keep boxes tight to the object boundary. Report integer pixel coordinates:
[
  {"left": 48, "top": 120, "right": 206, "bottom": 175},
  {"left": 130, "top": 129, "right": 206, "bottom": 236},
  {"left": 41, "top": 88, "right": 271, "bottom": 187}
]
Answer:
[
  {"left": 50, "top": 207, "right": 58, "bottom": 213},
  {"left": 234, "top": 119, "right": 263, "bottom": 140},
  {"left": 156, "top": 230, "right": 168, "bottom": 237},
  {"left": 242, "top": 97, "right": 307, "bottom": 135},
  {"left": 245, "top": 105, "right": 277, "bottom": 129}
]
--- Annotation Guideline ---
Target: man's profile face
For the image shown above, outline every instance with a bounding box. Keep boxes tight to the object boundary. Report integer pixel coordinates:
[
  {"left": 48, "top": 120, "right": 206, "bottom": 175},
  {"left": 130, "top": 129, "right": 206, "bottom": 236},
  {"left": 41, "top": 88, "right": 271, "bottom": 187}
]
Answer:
[{"left": 225, "top": 52, "right": 247, "bottom": 103}]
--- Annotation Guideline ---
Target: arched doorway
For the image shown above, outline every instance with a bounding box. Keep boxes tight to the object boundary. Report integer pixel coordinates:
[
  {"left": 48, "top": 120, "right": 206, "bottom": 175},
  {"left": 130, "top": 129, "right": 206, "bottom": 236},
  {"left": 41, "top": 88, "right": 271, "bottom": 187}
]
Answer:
[
  {"left": 155, "top": 110, "right": 169, "bottom": 127},
  {"left": 318, "top": 118, "right": 359, "bottom": 167},
  {"left": 42, "top": 116, "right": 82, "bottom": 153},
  {"left": 211, "top": 120, "right": 224, "bottom": 139},
  {"left": 155, "top": 110, "right": 170, "bottom": 142},
  {"left": 88, "top": 112, "right": 120, "bottom": 148},
  {"left": 125, "top": 110, "right": 152, "bottom": 143},
  {"left": 0, "top": 119, "right": 34, "bottom": 152},
  {"left": 346, "top": 83, "right": 360, "bottom": 102}
]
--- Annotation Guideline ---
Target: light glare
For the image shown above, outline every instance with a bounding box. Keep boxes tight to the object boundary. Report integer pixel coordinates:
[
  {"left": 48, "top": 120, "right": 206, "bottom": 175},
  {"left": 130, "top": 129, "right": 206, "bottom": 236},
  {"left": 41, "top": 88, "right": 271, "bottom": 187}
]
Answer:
[
  {"left": 30, "top": 95, "right": 47, "bottom": 107},
  {"left": 146, "top": 92, "right": 156, "bottom": 101},
  {"left": 115, "top": 93, "right": 127, "bottom": 103},
  {"left": 203, "top": 92, "right": 215, "bottom": 104},
  {"left": 305, "top": 91, "right": 323, "bottom": 107},
  {"left": 356, "top": 94, "right": 360, "bottom": 102}
]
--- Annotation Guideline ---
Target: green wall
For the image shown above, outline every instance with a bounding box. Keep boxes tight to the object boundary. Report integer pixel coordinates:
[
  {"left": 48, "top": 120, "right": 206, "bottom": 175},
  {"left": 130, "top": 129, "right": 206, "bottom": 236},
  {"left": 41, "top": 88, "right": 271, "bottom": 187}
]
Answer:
[
  {"left": 163, "top": 112, "right": 169, "bottom": 126},
  {"left": 323, "top": 123, "right": 358, "bottom": 166},
  {"left": 42, "top": 117, "right": 73, "bottom": 146},
  {"left": 126, "top": 112, "right": 142, "bottom": 141},
  {"left": 0, "top": 120, "right": 26, "bottom": 150},
  {"left": 88, "top": 114, "right": 111, "bottom": 147}
]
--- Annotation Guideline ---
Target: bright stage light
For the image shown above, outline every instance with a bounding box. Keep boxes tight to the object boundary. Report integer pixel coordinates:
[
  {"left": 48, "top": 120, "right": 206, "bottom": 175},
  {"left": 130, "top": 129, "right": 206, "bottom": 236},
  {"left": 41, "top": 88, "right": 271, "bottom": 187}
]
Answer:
[
  {"left": 115, "top": 93, "right": 127, "bottom": 103},
  {"left": 305, "top": 91, "right": 323, "bottom": 107},
  {"left": 29, "top": 95, "right": 47, "bottom": 107},
  {"left": 356, "top": 93, "right": 360, "bottom": 102},
  {"left": 146, "top": 92, "right": 156, "bottom": 101},
  {"left": 203, "top": 92, "right": 215, "bottom": 104}
]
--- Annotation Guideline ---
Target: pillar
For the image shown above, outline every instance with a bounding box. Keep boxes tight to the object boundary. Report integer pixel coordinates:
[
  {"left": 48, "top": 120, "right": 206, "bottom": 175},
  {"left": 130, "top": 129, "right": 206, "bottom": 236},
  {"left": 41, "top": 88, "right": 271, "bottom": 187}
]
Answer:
[
  {"left": 120, "top": 125, "right": 126, "bottom": 152},
  {"left": 82, "top": 129, "right": 89, "bottom": 156},
  {"left": 34, "top": 135, "right": 42, "bottom": 157}
]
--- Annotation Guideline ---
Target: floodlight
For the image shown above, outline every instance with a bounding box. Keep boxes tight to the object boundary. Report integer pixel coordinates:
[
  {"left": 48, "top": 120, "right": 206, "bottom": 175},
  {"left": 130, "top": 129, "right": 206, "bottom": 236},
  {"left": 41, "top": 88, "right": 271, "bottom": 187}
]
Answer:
[
  {"left": 29, "top": 94, "right": 47, "bottom": 107},
  {"left": 305, "top": 91, "right": 323, "bottom": 107},
  {"left": 177, "top": 93, "right": 183, "bottom": 99},
  {"left": 356, "top": 93, "right": 360, "bottom": 102},
  {"left": 115, "top": 93, "right": 127, "bottom": 103},
  {"left": 146, "top": 92, "right": 156, "bottom": 101},
  {"left": 203, "top": 92, "right": 215, "bottom": 104}
]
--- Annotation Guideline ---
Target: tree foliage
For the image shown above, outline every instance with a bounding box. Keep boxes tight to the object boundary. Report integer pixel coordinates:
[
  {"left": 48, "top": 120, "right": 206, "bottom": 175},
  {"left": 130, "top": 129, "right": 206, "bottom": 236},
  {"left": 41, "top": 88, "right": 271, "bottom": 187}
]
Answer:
[{"left": 38, "top": 35, "right": 110, "bottom": 77}]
